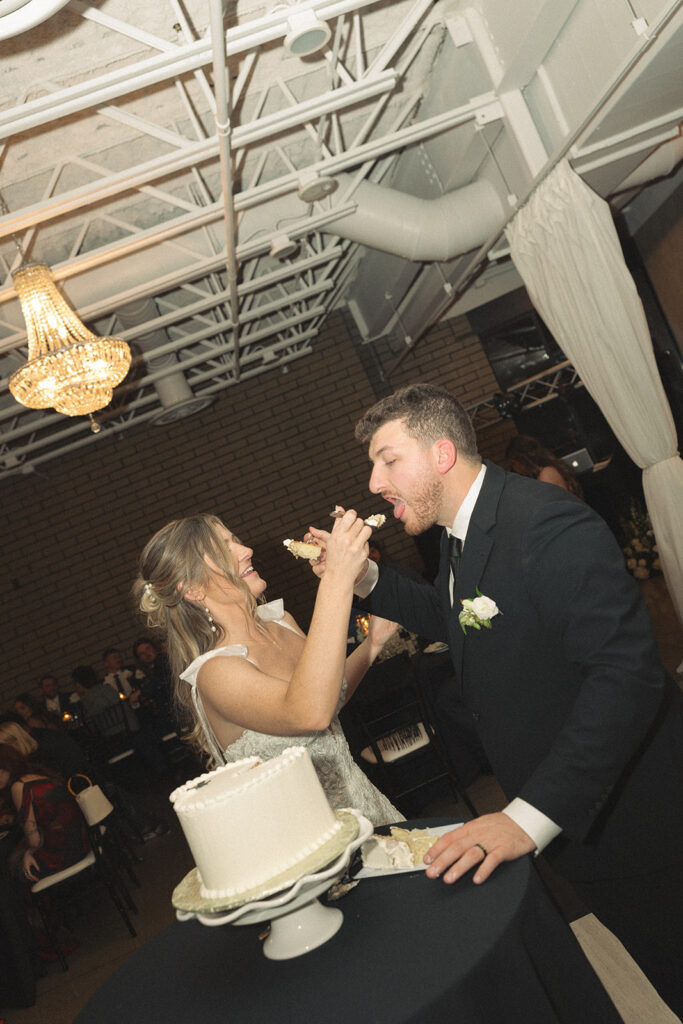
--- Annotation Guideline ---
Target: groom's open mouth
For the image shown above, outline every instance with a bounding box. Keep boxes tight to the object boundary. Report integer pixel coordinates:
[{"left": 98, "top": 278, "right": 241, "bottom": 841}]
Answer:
[{"left": 383, "top": 495, "right": 406, "bottom": 520}]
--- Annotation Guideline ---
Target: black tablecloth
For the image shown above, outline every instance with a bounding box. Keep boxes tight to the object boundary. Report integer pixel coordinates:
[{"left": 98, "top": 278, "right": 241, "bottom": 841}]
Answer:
[{"left": 75, "top": 820, "right": 619, "bottom": 1024}]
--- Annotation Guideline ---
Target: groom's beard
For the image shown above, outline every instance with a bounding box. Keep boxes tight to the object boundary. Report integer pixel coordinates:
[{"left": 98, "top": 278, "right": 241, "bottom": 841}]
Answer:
[{"left": 402, "top": 474, "right": 443, "bottom": 536}]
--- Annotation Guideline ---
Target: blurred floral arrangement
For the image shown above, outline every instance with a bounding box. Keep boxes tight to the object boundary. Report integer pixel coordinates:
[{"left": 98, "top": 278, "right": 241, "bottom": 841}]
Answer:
[
  {"left": 355, "top": 614, "right": 419, "bottom": 661},
  {"left": 620, "top": 499, "right": 661, "bottom": 581}
]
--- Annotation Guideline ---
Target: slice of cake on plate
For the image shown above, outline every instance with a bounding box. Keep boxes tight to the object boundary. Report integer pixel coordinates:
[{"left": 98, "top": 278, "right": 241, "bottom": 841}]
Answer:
[{"left": 361, "top": 826, "right": 438, "bottom": 870}]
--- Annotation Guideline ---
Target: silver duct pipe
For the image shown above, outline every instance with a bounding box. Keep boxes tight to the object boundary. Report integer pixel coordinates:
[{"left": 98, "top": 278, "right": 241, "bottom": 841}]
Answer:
[
  {"left": 326, "top": 176, "right": 506, "bottom": 261},
  {"left": 117, "top": 298, "right": 213, "bottom": 425}
]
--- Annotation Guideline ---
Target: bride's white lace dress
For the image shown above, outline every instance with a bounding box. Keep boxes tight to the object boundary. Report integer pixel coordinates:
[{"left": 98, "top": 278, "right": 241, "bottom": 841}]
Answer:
[{"left": 180, "top": 599, "right": 403, "bottom": 826}]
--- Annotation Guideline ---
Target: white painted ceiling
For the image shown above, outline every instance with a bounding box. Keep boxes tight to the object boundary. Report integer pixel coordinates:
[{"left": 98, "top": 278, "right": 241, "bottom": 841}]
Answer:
[{"left": 0, "top": 0, "right": 681, "bottom": 478}]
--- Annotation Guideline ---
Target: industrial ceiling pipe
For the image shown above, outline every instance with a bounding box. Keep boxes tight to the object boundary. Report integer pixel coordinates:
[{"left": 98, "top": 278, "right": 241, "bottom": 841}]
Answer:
[{"left": 326, "top": 175, "right": 506, "bottom": 261}]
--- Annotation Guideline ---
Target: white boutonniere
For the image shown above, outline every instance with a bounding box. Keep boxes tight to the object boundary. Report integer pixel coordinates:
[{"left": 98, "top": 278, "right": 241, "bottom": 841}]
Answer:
[{"left": 459, "top": 589, "right": 500, "bottom": 635}]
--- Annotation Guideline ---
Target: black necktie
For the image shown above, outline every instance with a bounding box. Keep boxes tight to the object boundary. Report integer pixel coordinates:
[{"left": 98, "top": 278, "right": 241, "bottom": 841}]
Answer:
[{"left": 448, "top": 535, "right": 462, "bottom": 585}]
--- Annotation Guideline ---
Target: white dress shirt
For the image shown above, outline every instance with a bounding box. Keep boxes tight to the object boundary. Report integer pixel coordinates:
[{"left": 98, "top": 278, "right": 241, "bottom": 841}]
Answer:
[{"left": 354, "top": 465, "right": 561, "bottom": 854}]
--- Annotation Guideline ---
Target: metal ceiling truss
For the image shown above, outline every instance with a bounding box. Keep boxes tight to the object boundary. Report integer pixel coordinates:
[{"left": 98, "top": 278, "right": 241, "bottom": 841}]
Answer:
[
  {"left": 0, "top": 0, "right": 447, "bottom": 477},
  {"left": 467, "top": 362, "right": 584, "bottom": 431}
]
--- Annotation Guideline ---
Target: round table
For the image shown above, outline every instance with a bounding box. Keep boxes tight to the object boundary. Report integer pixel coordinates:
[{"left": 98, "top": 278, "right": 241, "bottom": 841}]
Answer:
[{"left": 75, "top": 820, "right": 619, "bottom": 1023}]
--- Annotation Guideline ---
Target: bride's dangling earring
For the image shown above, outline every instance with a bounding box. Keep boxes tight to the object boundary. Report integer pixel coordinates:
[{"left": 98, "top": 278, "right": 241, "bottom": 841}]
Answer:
[{"left": 204, "top": 604, "right": 217, "bottom": 633}]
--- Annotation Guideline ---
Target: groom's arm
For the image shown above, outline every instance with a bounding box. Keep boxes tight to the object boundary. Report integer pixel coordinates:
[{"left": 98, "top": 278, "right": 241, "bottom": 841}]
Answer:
[
  {"left": 359, "top": 551, "right": 561, "bottom": 853},
  {"left": 356, "top": 562, "right": 449, "bottom": 643}
]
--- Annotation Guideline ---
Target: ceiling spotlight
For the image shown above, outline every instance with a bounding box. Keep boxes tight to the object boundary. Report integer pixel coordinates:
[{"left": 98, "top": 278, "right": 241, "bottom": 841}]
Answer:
[
  {"left": 269, "top": 234, "right": 298, "bottom": 260},
  {"left": 297, "top": 170, "right": 338, "bottom": 203},
  {"left": 283, "top": 9, "right": 331, "bottom": 57}
]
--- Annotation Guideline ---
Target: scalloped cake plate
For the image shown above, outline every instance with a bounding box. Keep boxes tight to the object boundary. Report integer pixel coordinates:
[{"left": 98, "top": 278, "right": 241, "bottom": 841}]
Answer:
[{"left": 172, "top": 809, "right": 362, "bottom": 915}]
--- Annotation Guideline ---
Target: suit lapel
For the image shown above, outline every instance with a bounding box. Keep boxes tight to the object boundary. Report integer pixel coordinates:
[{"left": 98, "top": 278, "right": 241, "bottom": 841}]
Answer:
[{"left": 450, "top": 461, "right": 505, "bottom": 689}]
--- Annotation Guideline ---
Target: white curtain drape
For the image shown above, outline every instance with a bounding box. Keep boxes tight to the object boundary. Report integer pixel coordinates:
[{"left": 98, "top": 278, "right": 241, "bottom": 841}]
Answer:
[{"left": 506, "top": 159, "right": 683, "bottom": 625}]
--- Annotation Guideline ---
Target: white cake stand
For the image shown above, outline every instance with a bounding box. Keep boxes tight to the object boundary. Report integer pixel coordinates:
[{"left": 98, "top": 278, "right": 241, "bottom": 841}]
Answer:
[{"left": 176, "top": 812, "right": 372, "bottom": 960}]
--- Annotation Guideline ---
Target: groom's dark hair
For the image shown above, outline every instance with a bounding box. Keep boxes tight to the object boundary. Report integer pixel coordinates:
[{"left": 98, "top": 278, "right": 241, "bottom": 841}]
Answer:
[{"left": 355, "top": 382, "right": 480, "bottom": 461}]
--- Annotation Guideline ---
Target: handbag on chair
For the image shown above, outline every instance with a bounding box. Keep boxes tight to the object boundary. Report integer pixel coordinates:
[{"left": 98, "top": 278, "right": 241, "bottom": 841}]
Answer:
[{"left": 67, "top": 773, "right": 114, "bottom": 826}]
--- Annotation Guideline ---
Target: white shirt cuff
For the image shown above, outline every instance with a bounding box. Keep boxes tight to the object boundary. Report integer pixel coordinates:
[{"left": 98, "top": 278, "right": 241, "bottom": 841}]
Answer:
[
  {"left": 502, "top": 798, "right": 562, "bottom": 854},
  {"left": 354, "top": 559, "right": 379, "bottom": 598}
]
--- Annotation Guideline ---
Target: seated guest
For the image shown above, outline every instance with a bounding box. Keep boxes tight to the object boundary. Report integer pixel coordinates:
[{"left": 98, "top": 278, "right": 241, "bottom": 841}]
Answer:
[
  {"left": 0, "top": 744, "right": 89, "bottom": 960},
  {"left": 0, "top": 743, "right": 89, "bottom": 884},
  {"left": 39, "top": 675, "right": 80, "bottom": 721},
  {"left": 13, "top": 693, "right": 55, "bottom": 733},
  {"left": 0, "top": 720, "right": 89, "bottom": 784},
  {"left": 102, "top": 648, "right": 145, "bottom": 709},
  {"left": 0, "top": 720, "right": 168, "bottom": 845},
  {"left": 73, "top": 666, "right": 169, "bottom": 785},
  {"left": 505, "top": 434, "right": 583, "bottom": 497},
  {"left": 74, "top": 666, "right": 125, "bottom": 727},
  {"left": 132, "top": 637, "right": 176, "bottom": 729}
]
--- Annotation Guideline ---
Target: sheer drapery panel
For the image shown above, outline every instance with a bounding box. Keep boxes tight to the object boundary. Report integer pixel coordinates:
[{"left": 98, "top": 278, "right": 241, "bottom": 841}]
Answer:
[{"left": 506, "top": 160, "right": 682, "bottom": 624}]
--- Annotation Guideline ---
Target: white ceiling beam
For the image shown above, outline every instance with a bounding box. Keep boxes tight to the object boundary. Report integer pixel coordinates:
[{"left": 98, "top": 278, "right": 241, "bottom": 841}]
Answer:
[{"left": 571, "top": 108, "right": 683, "bottom": 161}]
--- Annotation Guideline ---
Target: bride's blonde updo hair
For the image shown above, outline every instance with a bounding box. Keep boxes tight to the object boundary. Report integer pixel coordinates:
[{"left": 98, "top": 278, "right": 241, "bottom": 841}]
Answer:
[{"left": 133, "top": 513, "right": 263, "bottom": 757}]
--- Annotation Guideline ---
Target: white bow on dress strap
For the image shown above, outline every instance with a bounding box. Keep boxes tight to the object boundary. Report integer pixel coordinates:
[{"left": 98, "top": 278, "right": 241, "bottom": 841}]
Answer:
[{"left": 256, "top": 598, "right": 285, "bottom": 622}]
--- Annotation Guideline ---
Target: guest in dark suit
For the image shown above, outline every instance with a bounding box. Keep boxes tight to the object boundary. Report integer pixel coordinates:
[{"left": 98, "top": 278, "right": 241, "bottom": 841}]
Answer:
[
  {"left": 308, "top": 382, "right": 683, "bottom": 1015},
  {"left": 39, "top": 675, "right": 79, "bottom": 719}
]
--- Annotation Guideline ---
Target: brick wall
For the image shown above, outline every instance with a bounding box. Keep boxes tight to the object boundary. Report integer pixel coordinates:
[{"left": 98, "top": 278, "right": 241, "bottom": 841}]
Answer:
[{"left": 0, "top": 309, "right": 510, "bottom": 707}]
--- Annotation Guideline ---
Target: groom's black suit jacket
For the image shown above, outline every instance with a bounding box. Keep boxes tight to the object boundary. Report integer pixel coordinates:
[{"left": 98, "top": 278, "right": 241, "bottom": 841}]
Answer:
[{"left": 366, "top": 461, "right": 683, "bottom": 881}]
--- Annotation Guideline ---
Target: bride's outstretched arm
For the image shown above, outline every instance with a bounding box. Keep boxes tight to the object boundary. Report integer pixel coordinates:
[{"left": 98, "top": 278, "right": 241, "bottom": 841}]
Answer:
[{"left": 198, "top": 511, "right": 371, "bottom": 736}]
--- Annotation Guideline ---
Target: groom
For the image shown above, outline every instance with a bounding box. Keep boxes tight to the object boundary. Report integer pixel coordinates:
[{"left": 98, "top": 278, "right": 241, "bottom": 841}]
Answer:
[{"left": 310, "top": 382, "right": 683, "bottom": 1014}]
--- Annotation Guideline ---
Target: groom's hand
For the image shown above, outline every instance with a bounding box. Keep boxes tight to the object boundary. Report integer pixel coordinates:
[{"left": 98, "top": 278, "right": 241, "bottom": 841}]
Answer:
[{"left": 423, "top": 813, "right": 536, "bottom": 885}]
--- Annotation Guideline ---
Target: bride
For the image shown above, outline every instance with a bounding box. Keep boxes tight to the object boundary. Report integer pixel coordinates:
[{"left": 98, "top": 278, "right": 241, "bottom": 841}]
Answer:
[{"left": 134, "top": 511, "right": 402, "bottom": 825}]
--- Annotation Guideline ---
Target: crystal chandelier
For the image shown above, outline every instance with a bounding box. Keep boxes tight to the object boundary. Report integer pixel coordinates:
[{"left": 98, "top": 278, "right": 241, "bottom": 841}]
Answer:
[{"left": 8, "top": 263, "right": 131, "bottom": 417}]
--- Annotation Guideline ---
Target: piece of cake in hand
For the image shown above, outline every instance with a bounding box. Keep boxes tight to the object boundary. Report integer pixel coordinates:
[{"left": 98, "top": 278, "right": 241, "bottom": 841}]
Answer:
[
  {"left": 283, "top": 538, "right": 322, "bottom": 561},
  {"left": 170, "top": 746, "right": 343, "bottom": 899}
]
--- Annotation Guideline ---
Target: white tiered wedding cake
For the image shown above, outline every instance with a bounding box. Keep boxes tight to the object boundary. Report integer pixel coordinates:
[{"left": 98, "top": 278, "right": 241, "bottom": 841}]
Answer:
[{"left": 170, "top": 746, "right": 344, "bottom": 900}]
